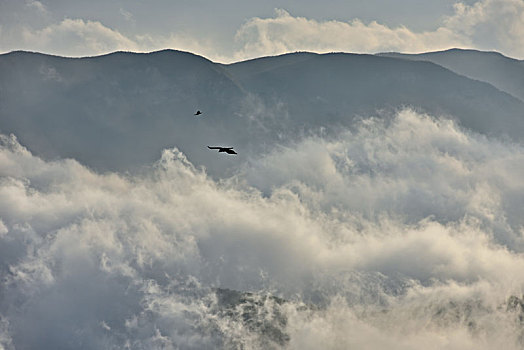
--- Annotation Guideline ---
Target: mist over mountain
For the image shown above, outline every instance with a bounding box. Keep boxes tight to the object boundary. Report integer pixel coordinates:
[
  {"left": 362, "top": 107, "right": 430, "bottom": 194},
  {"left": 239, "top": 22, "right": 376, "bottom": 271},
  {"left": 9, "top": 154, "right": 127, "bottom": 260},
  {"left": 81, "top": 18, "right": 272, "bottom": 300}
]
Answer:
[
  {"left": 1, "top": 49, "right": 524, "bottom": 349},
  {"left": 225, "top": 51, "right": 524, "bottom": 138},
  {"left": 0, "top": 49, "right": 523, "bottom": 175},
  {"left": 0, "top": 50, "right": 249, "bottom": 174},
  {"left": 378, "top": 49, "right": 524, "bottom": 102}
]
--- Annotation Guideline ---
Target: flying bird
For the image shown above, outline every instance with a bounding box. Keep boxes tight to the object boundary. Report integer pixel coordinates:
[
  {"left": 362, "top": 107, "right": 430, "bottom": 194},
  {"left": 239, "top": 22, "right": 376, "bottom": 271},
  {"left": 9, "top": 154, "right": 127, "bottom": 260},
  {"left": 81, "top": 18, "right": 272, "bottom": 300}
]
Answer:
[
  {"left": 194, "top": 110, "right": 202, "bottom": 116},
  {"left": 207, "top": 146, "right": 237, "bottom": 155}
]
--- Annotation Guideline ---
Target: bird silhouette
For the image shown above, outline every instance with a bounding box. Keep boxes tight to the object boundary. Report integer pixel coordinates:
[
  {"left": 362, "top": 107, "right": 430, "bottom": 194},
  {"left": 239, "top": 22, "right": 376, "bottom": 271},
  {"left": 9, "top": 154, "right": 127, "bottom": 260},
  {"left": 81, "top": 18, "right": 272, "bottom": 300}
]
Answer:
[
  {"left": 194, "top": 110, "right": 202, "bottom": 116},
  {"left": 207, "top": 146, "right": 237, "bottom": 155}
]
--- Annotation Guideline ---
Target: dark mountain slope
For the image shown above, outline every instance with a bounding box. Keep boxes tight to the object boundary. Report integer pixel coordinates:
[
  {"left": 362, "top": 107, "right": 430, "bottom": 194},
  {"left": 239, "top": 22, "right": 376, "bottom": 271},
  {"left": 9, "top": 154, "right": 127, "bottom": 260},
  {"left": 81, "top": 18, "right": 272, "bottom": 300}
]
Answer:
[
  {"left": 378, "top": 49, "right": 524, "bottom": 102},
  {"left": 225, "top": 52, "right": 524, "bottom": 140},
  {"left": 0, "top": 50, "right": 249, "bottom": 173},
  {"left": 1, "top": 50, "right": 523, "bottom": 174}
]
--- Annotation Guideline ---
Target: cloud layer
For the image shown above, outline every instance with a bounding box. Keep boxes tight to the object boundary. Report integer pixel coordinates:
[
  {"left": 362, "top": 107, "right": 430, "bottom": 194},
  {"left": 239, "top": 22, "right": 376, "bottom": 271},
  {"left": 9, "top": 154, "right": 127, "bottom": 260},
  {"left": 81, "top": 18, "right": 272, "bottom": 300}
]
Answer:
[
  {"left": 1, "top": 0, "right": 523, "bottom": 61},
  {"left": 233, "top": 0, "right": 524, "bottom": 60},
  {"left": 2, "top": 110, "right": 524, "bottom": 348},
  {"left": 233, "top": 9, "right": 466, "bottom": 60}
]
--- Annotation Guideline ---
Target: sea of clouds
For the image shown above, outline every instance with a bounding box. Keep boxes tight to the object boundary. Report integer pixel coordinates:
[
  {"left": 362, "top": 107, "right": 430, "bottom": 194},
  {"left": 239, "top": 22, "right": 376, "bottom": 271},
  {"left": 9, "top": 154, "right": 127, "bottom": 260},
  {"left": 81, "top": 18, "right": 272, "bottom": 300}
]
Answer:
[{"left": 1, "top": 109, "right": 524, "bottom": 349}]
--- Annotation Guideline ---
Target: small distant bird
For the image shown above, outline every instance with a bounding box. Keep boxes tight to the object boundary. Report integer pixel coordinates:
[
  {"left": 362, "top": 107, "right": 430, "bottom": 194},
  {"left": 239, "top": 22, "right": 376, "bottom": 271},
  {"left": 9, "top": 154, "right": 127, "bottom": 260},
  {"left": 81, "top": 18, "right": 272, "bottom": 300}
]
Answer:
[
  {"left": 194, "top": 110, "right": 202, "bottom": 116},
  {"left": 208, "top": 146, "right": 237, "bottom": 155}
]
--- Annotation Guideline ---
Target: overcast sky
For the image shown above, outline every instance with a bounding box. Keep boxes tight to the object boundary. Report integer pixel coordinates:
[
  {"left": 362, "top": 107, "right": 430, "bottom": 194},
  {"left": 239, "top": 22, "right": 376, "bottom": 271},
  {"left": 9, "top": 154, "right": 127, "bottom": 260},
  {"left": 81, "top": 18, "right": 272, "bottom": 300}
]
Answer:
[{"left": 0, "top": 0, "right": 523, "bottom": 62}]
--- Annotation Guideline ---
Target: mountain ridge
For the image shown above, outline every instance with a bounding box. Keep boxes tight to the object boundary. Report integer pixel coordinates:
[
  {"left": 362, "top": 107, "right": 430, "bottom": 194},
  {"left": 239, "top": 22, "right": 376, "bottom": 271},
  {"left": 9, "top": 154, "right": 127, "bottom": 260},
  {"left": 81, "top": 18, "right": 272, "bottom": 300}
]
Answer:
[
  {"left": 377, "top": 48, "right": 524, "bottom": 102},
  {"left": 1, "top": 49, "right": 523, "bottom": 174}
]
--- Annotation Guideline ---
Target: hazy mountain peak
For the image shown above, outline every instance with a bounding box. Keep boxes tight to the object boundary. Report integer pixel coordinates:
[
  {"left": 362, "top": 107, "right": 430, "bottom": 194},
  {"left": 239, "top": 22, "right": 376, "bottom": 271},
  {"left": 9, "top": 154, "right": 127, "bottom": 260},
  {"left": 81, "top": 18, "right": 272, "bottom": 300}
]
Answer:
[{"left": 378, "top": 48, "right": 524, "bottom": 101}]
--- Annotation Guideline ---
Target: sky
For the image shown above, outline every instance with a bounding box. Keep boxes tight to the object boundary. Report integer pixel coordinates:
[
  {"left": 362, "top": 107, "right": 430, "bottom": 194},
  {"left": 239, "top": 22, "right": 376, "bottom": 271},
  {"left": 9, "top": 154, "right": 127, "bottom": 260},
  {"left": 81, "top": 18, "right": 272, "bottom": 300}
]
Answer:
[{"left": 0, "top": 0, "right": 523, "bottom": 62}]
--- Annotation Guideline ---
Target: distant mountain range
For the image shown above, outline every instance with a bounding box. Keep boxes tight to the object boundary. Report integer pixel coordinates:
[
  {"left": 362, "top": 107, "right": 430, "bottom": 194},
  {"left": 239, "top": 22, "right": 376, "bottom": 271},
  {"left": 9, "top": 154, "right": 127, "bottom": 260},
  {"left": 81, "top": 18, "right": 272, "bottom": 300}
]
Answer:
[
  {"left": 378, "top": 48, "right": 524, "bottom": 102},
  {"left": 1, "top": 48, "right": 523, "bottom": 174}
]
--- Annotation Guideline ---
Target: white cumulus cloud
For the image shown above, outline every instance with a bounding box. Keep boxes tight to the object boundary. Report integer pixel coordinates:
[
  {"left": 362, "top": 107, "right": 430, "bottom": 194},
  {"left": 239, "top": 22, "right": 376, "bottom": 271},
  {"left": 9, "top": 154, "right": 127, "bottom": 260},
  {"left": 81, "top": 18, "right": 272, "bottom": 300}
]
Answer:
[
  {"left": 20, "top": 18, "right": 139, "bottom": 56},
  {"left": 3, "top": 0, "right": 524, "bottom": 61},
  {"left": 232, "top": 0, "right": 524, "bottom": 61},
  {"left": 445, "top": 0, "right": 524, "bottom": 57},
  {"left": 233, "top": 9, "right": 467, "bottom": 60}
]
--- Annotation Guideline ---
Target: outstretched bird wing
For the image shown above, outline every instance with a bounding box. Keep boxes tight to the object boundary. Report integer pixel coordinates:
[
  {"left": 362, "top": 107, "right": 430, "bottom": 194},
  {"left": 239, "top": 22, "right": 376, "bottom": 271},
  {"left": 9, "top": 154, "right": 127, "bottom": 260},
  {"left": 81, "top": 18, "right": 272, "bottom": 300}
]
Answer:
[{"left": 208, "top": 146, "right": 237, "bottom": 154}]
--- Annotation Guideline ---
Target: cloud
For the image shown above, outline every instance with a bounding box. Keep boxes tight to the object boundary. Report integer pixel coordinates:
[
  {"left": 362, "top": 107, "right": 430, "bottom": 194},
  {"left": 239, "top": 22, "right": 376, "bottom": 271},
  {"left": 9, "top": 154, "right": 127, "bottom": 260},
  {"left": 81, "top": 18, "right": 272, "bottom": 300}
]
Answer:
[
  {"left": 444, "top": 0, "right": 524, "bottom": 57},
  {"left": 233, "top": 9, "right": 468, "bottom": 60},
  {"left": 20, "top": 18, "right": 139, "bottom": 56},
  {"left": 11, "top": 18, "right": 224, "bottom": 59},
  {"left": 25, "top": 0, "right": 47, "bottom": 15},
  {"left": 0, "top": 15, "right": 230, "bottom": 61},
  {"left": 0, "top": 0, "right": 231, "bottom": 60},
  {"left": 2, "top": 110, "right": 524, "bottom": 348},
  {"left": 134, "top": 32, "right": 234, "bottom": 62},
  {"left": 232, "top": 0, "right": 524, "bottom": 61},
  {"left": 119, "top": 8, "right": 134, "bottom": 22},
  {"left": 3, "top": 0, "right": 524, "bottom": 62}
]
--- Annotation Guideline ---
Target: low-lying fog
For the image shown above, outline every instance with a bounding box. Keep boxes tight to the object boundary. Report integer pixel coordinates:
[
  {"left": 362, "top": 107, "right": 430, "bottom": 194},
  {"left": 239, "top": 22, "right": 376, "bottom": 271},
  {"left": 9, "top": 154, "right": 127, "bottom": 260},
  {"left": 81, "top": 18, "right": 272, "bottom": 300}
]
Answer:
[{"left": 2, "top": 109, "right": 524, "bottom": 349}]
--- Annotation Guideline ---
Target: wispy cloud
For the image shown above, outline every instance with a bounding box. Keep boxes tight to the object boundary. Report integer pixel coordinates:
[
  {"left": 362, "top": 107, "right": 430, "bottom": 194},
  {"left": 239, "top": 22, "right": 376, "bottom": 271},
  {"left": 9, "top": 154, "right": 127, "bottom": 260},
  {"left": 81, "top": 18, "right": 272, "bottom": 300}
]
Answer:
[
  {"left": 2, "top": 16, "right": 232, "bottom": 60},
  {"left": 119, "top": 8, "right": 134, "bottom": 22},
  {"left": 19, "top": 18, "right": 139, "bottom": 56},
  {"left": 25, "top": 0, "right": 47, "bottom": 15}
]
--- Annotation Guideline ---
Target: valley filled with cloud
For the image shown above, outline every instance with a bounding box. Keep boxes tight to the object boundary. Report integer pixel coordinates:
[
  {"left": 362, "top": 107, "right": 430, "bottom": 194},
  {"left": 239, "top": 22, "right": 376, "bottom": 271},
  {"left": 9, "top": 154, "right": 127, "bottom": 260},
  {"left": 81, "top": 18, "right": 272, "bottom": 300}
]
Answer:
[{"left": 2, "top": 110, "right": 524, "bottom": 348}]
